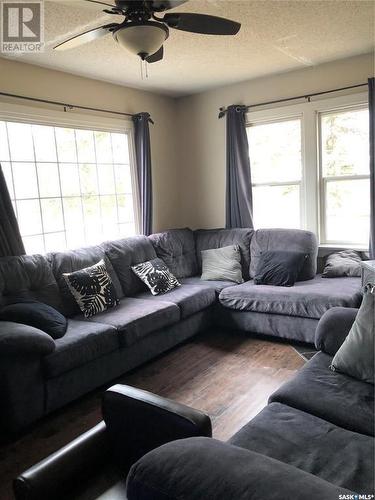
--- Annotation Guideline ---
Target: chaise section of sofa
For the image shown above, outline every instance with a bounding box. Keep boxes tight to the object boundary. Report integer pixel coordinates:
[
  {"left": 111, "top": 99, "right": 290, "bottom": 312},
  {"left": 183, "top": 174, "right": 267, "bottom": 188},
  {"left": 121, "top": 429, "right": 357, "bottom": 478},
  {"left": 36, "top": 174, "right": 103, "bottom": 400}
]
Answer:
[{"left": 215, "top": 228, "right": 362, "bottom": 343}]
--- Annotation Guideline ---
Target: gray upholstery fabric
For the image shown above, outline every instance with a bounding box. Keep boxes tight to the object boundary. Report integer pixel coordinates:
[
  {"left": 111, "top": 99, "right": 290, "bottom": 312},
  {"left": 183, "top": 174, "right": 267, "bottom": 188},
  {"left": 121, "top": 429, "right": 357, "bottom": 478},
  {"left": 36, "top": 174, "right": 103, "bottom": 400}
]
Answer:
[
  {"left": 49, "top": 246, "right": 123, "bottom": 317},
  {"left": 102, "top": 237, "right": 156, "bottom": 296},
  {"left": 127, "top": 437, "right": 349, "bottom": 500},
  {"left": 43, "top": 319, "right": 118, "bottom": 378},
  {"left": 194, "top": 228, "right": 253, "bottom": 280},
  {"left": 149, "top": 228, "right": 198, "bottom": 279},
  {"left": 45, "top": 310, "right": 211, "bottom": 413},
  {"left": 315, "top": 307, "right": 358, "bottom": 355},
  {"left": 0, "top": 321, "right": 55, "bottom": 355},
  {"left": 322, "top": 250, "right": 362, "bottom": 278},
  {"left": 85, "top": 298, "right": 180, "bottom": 347},
  {"left": 331, "top": 286, "right": 374, "bottom": 384},
  {"left": 250, "top": 229, "right": 318, "bottom": 281},
  {"left": 0, "top": 254, "right": 64, "bottom": 311},
  {"left": 229, "top": 402, "right": 374, "bottom": 493},
  {"left": 135, "top": 284, "right": 216, "bottom": 319},
  {"left": 215, "top": 306, "right": 318, "bottom": 343},
  {"left": 0, "top": 355, "right": 45, "bottom": 433},
  {"left": 219, "top": 275, "right": 362, "bottom": 319},
  {"left": 180, "top": 276, "right": 234, "bottom": 293},
  {"left": 270, "top": 352, "right": 375, "bottom": 436},
  {"left": 201, "top": 245, "right": 243, "bottom": 284}
]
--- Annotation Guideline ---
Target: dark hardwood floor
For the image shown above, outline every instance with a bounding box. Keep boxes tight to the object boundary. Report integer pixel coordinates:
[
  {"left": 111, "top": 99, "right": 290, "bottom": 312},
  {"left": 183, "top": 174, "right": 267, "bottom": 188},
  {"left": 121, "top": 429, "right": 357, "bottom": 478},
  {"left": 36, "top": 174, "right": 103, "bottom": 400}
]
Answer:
[{"left": 0, "top": 329, "right": 305, "bottom": 500}]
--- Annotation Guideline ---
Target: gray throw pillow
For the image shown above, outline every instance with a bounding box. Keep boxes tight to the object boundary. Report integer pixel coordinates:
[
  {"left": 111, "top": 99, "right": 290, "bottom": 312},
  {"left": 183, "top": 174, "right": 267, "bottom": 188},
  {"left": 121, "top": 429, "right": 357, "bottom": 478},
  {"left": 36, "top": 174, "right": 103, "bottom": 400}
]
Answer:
[
  {"left": 322, "top": 250, "right": 362, "bottom": 278},
  {"left": 201, "top": 245, "right": 243, "bottom": 284},
  {"left": 331, "top": 284, "right": 374, "bottom": 384}
]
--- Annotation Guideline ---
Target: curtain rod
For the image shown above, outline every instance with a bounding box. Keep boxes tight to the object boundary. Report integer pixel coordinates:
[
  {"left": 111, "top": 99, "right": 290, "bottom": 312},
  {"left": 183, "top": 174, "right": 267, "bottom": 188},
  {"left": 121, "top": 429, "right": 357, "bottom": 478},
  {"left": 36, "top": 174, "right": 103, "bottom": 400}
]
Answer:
[
  {"left": 218, "top": 82, "right": 368, "bottom": 118},
  {"left": 0, "top": 91, "right": 135, "bottom": 118}
]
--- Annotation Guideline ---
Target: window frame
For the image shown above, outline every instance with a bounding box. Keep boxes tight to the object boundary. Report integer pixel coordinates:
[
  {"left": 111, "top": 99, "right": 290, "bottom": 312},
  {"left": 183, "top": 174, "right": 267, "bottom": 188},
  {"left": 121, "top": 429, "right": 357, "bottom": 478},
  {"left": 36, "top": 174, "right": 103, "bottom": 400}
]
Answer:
[
  {"left": 317, "top": 105, "right": 370, "bottom": 247},
  {"left": 246, "top": 115, "right": 305, "bottom": 230},
  {"left": 0, "top": 101, "right": 140, "bottom": 252},
  {"left": 246, "top": 91, "right": 369, "bottom": 249}
]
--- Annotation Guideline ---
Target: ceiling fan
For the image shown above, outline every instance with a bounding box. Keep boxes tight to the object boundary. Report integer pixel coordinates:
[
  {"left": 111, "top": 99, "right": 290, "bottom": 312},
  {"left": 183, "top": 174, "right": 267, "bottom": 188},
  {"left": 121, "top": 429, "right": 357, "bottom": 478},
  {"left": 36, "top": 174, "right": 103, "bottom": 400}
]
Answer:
[{"left": 54, "top": 0, "right": 241, "bottom": 63}]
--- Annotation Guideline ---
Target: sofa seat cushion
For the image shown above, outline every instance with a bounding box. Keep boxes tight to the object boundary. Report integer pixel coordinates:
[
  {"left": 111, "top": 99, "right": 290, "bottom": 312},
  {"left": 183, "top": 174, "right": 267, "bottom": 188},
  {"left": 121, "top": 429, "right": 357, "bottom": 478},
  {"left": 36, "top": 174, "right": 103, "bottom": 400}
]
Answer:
[
  {"left": 219, "top": 275, "right": 362, "bottom": 319},
  {"left": 135, "top": 284, "right": 216, "bottom": 319},
  {"left": 229, "top": 402, "right": 374, "bottom": 492},
  {"left": 86, "top": 298, "right": 180, "bottom": 347},
  {"left": 269, "top": 352, "right": 374, "bottom": 436},
  {"left": 44, "top": 319, "right": 118, "bottom": 378},
  {"left": 180, "top": 276, "right": 235, "bottom": 293}
]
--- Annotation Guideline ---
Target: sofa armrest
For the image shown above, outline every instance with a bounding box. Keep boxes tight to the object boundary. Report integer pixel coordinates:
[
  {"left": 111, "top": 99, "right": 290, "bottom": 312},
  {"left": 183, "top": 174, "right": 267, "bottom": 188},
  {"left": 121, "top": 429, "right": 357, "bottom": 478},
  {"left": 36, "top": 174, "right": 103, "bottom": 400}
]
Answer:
[
  {"left": 0, "top": 321, "right": 55, "bottom": 356},
  {"left": 102, "top": 384, "right": 212, "bottom": 473},
  {"left": 13, "top": 422, "right": 110, "bottom": 500},
  {"left": 126, "top": 437, "right": 350, "bottom": 500},
  {"left": 315, "top": 307, "right": 358, "bottom": 356}
]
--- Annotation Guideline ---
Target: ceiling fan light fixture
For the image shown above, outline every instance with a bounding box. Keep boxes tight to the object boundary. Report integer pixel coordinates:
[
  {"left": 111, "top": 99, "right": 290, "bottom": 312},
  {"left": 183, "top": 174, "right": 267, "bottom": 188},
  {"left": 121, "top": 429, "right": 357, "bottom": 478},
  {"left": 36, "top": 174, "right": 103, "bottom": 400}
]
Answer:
[{"left": 113, "top": 22, "right": 169, "bottom": 59}]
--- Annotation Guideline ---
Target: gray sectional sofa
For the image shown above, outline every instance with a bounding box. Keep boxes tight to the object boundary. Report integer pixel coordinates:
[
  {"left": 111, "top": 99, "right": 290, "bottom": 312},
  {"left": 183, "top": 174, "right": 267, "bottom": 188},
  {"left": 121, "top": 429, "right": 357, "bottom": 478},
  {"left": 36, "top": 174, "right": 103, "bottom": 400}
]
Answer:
[{"left": 0, "top": 227, "right": 362, "bottom": 433}]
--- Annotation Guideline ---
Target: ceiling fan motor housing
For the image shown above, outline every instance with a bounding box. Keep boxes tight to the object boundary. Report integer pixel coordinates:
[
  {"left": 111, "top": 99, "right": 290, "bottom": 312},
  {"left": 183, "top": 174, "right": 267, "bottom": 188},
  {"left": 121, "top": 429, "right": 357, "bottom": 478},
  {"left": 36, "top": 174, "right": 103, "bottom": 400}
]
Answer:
[{"left": 113, "top": 21, "right": 169, "bottom": 58}]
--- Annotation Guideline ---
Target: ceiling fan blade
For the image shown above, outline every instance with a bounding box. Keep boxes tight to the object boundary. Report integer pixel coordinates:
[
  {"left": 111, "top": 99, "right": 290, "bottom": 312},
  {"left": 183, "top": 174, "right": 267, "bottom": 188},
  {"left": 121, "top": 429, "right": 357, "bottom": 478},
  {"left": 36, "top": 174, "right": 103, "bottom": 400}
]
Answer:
[
  {"left": 54, "top": 23, "right": 119, "bottom": 51},
  {"left": 163, "top": 13, "right": 240, "bottom": 35},
  {"left": 146, "top": 45, "right": 164, "bottom": 63},
  {"left": 151, "top": 0, "right": 189, "bottom": 12}
]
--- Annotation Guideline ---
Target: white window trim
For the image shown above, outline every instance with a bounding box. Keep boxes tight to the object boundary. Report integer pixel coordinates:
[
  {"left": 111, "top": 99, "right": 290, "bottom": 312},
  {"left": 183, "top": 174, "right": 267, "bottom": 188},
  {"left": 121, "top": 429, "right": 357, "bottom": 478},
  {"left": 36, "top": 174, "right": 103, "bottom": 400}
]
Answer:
[
  {"left": 0, "top": 100, "right": 141, "bottom": 235},
  {"left": 246, "top": 91, "right": 369, "bottom": 249},
  {"left": 247, "top": 115, "right": 305, "bottom": 230}
]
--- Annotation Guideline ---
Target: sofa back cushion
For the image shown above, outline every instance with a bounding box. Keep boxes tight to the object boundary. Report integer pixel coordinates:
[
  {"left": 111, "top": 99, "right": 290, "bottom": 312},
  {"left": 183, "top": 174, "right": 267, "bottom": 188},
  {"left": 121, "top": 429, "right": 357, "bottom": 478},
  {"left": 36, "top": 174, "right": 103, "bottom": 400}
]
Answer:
[
  {"left": 249, "top": 229, "right": 318, "bottom": 281},
  {"left": 194, "top": 228, "right": 254, "bottom": 281},
  {"left": 103, "top": 236, "right": 157, "bottom": 296},
  {"left": 149, "top": 228, "right": 197, "bottom": 279},
  {"left": 0, "top": 254, "right": 64, "bottom": 312},
  {"left": 49, "top": 246, "right": 123, "bottom": 317}
]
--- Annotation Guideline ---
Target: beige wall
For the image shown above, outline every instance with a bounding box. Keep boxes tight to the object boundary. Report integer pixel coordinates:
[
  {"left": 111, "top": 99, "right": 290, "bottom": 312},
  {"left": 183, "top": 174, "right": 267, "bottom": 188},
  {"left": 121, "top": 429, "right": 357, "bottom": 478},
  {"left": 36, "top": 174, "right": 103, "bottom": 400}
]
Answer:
[
  {"left": 0, "top": 57, "right": 179, "bottom": 233},
  {"left": 175, "top": 52, "right": 375, "bottom": 229}
]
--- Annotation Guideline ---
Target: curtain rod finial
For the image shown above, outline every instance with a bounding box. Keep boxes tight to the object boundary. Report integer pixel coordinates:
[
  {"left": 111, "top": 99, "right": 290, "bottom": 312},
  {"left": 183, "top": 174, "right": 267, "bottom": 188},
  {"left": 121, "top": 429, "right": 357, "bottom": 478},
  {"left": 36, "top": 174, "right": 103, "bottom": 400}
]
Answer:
[{"left": 218, "top": 107, "right": 226, "bottom": 119}]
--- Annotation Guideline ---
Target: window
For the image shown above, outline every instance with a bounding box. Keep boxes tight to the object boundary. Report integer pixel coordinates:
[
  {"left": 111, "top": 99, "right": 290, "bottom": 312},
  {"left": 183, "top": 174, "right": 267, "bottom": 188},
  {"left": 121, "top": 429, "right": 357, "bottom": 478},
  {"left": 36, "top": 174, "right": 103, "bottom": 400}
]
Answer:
[
  {"left": 246, "top": 118, "right": 302, "bottom": 229},
  {"left": 0, "top": 120, "right": 137, "bottom": 254},
  {"left": 319, "top": 107, "right": 370, "bottom": 246},
  {"left": 246, "top": 92, "right": 370, "bottom": 247}
]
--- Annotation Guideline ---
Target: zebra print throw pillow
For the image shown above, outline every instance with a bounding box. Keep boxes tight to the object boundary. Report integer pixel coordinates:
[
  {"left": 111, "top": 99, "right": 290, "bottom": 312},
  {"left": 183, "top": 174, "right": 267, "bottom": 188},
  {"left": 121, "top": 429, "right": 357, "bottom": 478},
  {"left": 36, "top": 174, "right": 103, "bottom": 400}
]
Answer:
[
  {"left": 63, "top": 259, "right": 119, "bottom": 318},
  {"left": 132, "top": 258, "right": 181, "bottom": 296}
]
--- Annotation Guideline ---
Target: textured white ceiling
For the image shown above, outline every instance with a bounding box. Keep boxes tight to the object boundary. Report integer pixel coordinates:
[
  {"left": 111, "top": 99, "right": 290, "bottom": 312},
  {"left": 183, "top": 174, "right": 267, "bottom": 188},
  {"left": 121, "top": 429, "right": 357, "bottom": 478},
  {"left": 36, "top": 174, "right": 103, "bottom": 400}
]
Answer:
[{"left": 2, "top": 0, "right": 374, "bottom": 96}]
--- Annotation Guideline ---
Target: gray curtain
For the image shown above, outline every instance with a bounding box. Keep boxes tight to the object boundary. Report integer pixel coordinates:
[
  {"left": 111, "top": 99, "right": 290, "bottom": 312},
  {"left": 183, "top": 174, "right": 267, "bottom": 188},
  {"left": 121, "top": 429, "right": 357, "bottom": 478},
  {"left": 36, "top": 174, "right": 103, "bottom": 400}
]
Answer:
[
  {"left": 0, "top": 164, "right": 25, "bottom": 257},
  {"left": 132, "top": 112, "right": 153, "bottom": 236},
  {"left": 369, "top": 78, "right": 375, "bottom": 259},
  {"left": 225, "top": 105, "right": 254, "bottom": 229}
]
